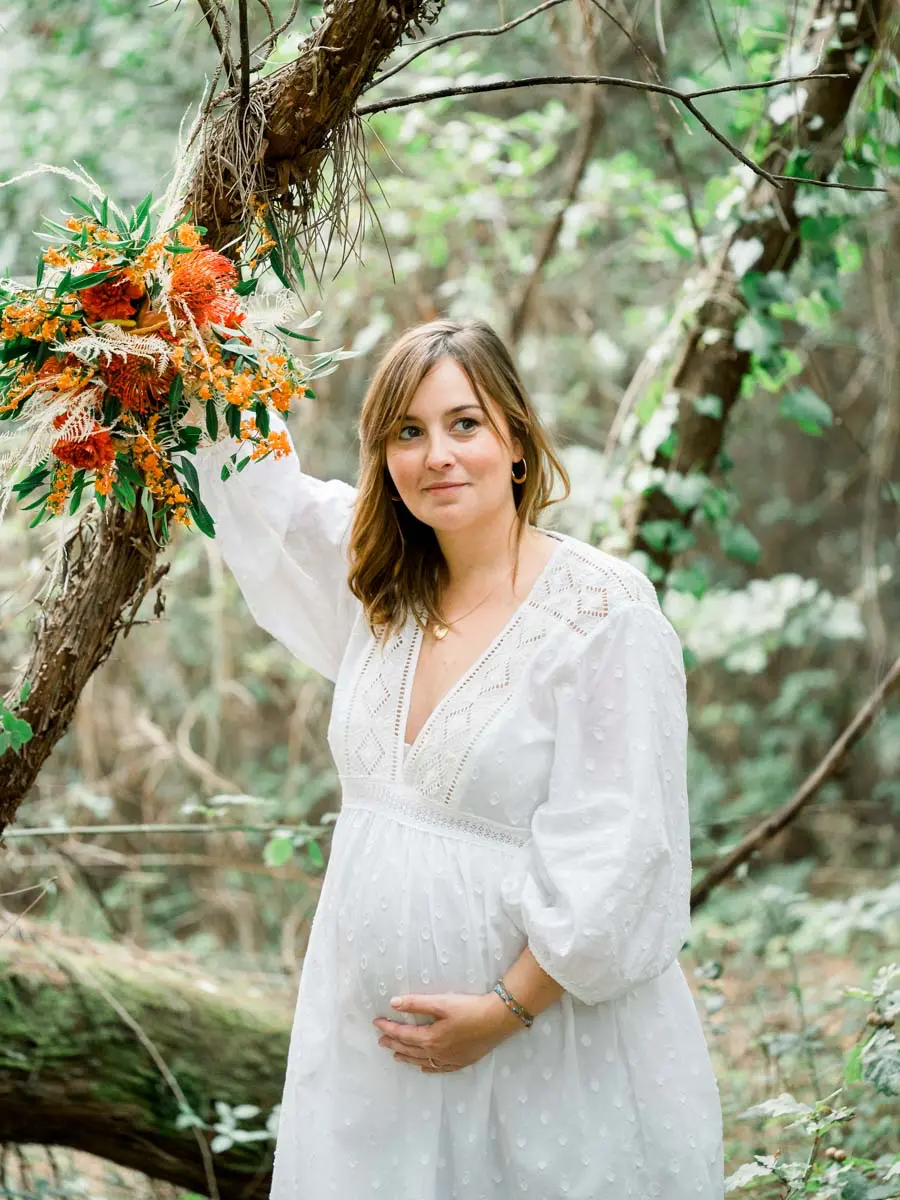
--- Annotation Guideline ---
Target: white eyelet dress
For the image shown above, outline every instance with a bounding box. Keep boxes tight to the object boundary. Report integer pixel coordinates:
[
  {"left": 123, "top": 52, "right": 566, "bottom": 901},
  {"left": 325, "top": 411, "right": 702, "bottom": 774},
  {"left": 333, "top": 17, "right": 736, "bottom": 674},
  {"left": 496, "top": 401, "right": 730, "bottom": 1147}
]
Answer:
[{"left": 193, "top": 413, "right": 725, "bottom": 1200}]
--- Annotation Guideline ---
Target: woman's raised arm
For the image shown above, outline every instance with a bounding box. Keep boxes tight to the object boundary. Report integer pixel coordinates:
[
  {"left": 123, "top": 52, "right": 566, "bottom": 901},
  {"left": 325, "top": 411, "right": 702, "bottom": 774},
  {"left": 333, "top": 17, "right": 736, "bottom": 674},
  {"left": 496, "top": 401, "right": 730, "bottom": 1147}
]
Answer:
[{"left": 192, "top": 410, "right": 360, "bottom": 682}]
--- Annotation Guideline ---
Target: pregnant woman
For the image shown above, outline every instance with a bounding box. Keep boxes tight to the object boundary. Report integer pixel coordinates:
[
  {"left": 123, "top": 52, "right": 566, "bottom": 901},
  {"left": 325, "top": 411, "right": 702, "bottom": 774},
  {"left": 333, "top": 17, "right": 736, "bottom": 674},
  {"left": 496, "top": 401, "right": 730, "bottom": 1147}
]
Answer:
[{"left": 193, "top": 317, "right": 724, "bottom": 1199}]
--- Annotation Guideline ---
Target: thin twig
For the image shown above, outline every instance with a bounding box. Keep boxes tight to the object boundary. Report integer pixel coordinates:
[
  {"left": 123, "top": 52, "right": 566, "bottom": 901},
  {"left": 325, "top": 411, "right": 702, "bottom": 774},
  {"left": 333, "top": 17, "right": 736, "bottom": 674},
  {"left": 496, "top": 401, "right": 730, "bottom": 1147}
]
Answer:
[
  {"left": 249, "top": 0, "right": 301, "bottom": 66},
  {"left": 3, "top": 822, "right": 320, "bottom": 839},
  {"left": 366, "top": 0, "right": 571, "bottom": 92},
  {"left": 196, "top": 0, "right": 237, "bottom": 91},
  {"left": 238, "top": 0, "right": 251, "bottom": 112},
  {"left": 690, "top": 653, "right": 900, "bottom": 910},
  {"left": 358, "top": 71, "right": 851, "bottom": 189}
]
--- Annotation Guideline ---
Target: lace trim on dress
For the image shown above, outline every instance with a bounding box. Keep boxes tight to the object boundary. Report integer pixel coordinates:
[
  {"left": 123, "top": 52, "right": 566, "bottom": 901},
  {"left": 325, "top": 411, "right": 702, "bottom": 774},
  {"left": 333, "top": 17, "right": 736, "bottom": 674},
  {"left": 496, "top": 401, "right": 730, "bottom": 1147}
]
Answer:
[
  {"left": 340, "top": 777, "right": 530, "bottom": 850},
  {"left": 338, "top": 534, "right": 659, "bottom": 805}
]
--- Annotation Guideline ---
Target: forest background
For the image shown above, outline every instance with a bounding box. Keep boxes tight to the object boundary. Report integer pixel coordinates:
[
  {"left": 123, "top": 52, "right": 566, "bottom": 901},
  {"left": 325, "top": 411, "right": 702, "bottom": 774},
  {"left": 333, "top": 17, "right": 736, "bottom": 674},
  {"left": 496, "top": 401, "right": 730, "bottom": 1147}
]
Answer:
[{"left": 0, "top": 0, "right": 898, "bottom": 1197}]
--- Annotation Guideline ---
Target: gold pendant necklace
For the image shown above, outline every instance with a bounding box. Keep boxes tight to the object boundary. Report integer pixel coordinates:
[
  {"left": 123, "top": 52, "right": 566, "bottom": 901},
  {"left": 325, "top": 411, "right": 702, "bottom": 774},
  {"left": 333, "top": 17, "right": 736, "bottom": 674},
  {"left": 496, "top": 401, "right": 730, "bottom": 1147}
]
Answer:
[{"left": 429, "top": 566, "right": 515, "bottom": 642}]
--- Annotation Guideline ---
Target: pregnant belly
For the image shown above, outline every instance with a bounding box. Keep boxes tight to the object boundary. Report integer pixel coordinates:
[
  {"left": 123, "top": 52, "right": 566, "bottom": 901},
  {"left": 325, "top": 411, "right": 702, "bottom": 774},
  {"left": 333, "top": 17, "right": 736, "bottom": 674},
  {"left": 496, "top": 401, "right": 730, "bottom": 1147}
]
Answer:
[{"left": 325, "top": 805, "right": 528, "bottom": 1025}]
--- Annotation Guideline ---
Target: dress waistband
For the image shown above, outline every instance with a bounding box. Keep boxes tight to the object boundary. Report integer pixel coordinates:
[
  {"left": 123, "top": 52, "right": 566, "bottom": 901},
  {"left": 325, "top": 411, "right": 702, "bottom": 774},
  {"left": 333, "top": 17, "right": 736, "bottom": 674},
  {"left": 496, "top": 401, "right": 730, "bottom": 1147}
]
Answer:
[{"left": 339, "top": 777, "right": 531, "bottom": 851}]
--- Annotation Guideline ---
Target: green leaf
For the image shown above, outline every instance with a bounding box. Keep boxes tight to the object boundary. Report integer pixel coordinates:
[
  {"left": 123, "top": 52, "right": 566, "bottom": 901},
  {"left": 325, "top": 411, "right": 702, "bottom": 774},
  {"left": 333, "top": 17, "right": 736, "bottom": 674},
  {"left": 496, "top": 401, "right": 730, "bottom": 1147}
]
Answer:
[
  {"left": 132, "top": 193, "right": 153, "bottom": 229},
  {"left": 639, "top": 519, "right": 695, "bottom": 554},
  {"left": 205, "top": 399, "right": 219, "bottom": 440},
  {"left": 112, "top": 476, "right": 136, "bottom": 510},
  {"left": 235, "top": 278, "right": 259, "bottom": 297},
  {"left": 164, "top": 243, "right": 195, "bottom": 255},
  {"left": 236, "top": 455, "right": 253, "bottom": 473},
  {"left": 116, "top": 456, "right": 144, "bottom": 489},
  {"left": 264, "top": 835, "right": 294, "bottom": 868},
  {"left": 28, "top": 504, "right": 49, "bottom": 528},
  {"left": 19, "top": 679, "right": 32, "bottom": 704},
  {"left": 306, "top": 839, "right": 325, "bottom": 868},
  {"left": 844, "top": 1042, "right": 863, "bottom": 1084},
  {"left": 275, "top": 323, "right": 318, "bottom": 342},
  {"left": 99, "top": 196, "right": 109, "bottom": 227},
  {"left": 693, "top": 394, "right": 723, "bottom": 419},
  {"left": 779, "top": 387, "right": 833, "bottom": 436},
  {"left": 141, "top": 486, "right": 164, "bottom": 548},
  {"left": 253, "top": 401, "right": 270, "bottom": 438},
  {"left": 69, "top": 196, "right": 96, "bottom": 219},
  {"left": 35, "top": 253, "right": 45, "bottom": 288},
  {"left": 177, "top": 454, "right": 201, "bottom": 497},
  {"left": 179, "top": 425, "right": 202, "bottom": 453},
  {"left": 20, "top": 490, "right": 51, "bottom": 512},
  {"left": 12, "top": 465, "right": 50, "bottom": 497},
  {"left": 67, "top": 269, "right": 118, "bottom": 292},
  {"left": 734, "top": 312, "right": 782, "bottom": 356},
  {"left": 720, "top": 522, "right": 761, "bottom": 564},
  {"left": 188, "top": 492, "right": 216, "bottom": 538},
  {"left": 269, "top": 248, "right": 290, "bottom": 289},
  {"left": 658, "top": 224, "right": 693, "bottom": 261},
  {"left": 168, "top": 372, "right": 184, "bottom": 415},
  {"left": 226, "top": 404, "right": 242, "bottom": 438},
  {"left": 68, "top": 469, "right": 87, "bottom": 515},
  {"left": 668, "top": 563, "right": 709, "bottom": 599}
]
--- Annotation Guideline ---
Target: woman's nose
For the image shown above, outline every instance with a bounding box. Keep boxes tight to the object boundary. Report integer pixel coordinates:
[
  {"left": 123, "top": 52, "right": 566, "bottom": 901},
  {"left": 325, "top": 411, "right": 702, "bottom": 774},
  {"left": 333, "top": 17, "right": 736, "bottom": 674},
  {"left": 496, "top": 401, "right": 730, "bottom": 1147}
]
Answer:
[{"left": 423, "top": 435, "right": 454, "bottom": 468}]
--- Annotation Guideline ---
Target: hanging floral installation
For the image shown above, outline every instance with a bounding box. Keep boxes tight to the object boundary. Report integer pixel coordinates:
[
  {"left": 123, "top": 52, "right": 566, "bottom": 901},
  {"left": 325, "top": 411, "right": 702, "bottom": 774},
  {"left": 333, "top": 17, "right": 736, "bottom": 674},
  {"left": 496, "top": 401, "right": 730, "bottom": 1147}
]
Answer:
[{"left": 0, "top": 187, "right": 343, "bottom": 545}]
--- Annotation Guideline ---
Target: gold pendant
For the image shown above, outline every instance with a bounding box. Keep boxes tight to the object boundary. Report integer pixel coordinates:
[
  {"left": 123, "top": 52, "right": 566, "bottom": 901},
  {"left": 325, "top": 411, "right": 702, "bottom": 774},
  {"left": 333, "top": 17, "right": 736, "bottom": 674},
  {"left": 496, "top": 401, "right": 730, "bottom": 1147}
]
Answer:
[{"left": 432, "top": 624, "right": 449, "bottom": 641}]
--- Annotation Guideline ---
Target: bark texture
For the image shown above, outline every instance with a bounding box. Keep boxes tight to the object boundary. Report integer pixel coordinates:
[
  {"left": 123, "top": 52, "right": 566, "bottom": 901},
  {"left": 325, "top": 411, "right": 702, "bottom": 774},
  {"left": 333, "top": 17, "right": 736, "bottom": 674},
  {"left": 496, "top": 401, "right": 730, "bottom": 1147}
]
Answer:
[
  {"left": 627, "top": 0, "right": 885, "bottom": 584},
  {"left": 0, "top": 0, "right": 447, "bottom": 837},
  {"left": 0, "top": 923, "right": 292, "bottom": 1199}
]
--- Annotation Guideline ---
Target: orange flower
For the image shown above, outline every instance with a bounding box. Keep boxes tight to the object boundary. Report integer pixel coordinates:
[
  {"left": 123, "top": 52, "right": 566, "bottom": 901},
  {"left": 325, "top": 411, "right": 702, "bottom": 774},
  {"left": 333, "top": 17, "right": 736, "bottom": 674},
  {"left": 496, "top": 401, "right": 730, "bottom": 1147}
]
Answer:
[
  {"left": 169, "top": 248, "right": 238, "bottom": 326},
  {"left": 80, "top": 267, "right": 145, "bottom": 323},
  {"left": 51, "top": 415, "right": 117, "bottom": 471},
  {"left": 101, "top": 354, "right": 176, "bottom": 414}
]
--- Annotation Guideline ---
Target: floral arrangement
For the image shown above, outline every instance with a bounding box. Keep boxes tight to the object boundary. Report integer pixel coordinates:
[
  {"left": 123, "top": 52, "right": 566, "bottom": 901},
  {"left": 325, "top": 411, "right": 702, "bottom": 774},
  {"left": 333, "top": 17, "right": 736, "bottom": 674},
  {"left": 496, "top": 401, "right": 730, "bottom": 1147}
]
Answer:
[{"left": 0, "top": 191, "right": 340, "bottom": 543}]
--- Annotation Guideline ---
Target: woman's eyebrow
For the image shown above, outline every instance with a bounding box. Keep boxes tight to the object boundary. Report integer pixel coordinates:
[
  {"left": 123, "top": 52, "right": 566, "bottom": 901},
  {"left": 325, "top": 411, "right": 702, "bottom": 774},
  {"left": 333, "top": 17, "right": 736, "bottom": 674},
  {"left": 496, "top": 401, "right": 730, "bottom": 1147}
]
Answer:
[{"left": 402, "top": 404, "right": 481, "bottom": 421}]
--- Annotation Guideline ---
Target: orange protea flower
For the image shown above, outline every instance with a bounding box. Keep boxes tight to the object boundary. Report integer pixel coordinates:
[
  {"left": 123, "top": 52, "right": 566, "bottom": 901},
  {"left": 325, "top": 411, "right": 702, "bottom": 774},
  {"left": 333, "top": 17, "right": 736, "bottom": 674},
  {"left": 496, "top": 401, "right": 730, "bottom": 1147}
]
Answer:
[
  {"left": 51, "top": 415, "right": 117, "bottom": 471},
  {"left": 80, "top": 266, "right": 145, "bottom": 323},
  {"left": 101, "top": 354, "right": 176, "bottom": 414},
  {"left": 169, "top": 248, "right": 238, "bottom": 325}
]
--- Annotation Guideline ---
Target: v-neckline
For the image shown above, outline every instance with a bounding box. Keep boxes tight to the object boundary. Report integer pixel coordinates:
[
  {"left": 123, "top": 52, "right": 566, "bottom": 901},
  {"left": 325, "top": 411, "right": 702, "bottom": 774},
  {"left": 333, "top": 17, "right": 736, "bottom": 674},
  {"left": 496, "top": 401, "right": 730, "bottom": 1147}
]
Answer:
[{"left": 398, "top": 531, "right": 567, "bottom": 769}]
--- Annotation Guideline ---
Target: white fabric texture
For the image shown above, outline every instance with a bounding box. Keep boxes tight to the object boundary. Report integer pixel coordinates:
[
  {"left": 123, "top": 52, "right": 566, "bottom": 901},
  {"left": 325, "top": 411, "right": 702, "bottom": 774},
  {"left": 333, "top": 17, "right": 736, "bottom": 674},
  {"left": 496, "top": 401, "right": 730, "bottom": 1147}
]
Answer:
[{"left": 193, "top": 415, "right": 724, "bottom": 1200}]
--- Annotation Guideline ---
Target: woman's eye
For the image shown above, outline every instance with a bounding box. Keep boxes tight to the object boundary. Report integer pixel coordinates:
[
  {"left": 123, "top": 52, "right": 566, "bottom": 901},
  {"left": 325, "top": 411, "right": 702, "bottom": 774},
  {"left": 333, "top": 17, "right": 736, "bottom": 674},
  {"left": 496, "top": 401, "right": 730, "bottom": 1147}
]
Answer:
[{"left": 397, "top": 418, "right": 479, "bottom": 440}]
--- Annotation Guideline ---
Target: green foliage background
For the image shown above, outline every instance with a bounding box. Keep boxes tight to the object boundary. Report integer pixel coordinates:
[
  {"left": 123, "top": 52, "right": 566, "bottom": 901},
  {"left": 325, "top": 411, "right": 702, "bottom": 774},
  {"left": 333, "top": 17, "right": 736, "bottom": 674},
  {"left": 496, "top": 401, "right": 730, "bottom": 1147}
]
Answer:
[{"left": 0, "top": 0, "right": 898, "bottom": 1195}]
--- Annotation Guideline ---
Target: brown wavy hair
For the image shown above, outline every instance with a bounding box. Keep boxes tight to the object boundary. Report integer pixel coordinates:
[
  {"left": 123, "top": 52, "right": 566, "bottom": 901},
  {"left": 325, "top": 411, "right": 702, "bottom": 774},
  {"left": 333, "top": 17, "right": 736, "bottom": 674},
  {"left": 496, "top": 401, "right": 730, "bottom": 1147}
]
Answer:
[{"left": 346, "top": 318, "right": 570, "bottom": 640}]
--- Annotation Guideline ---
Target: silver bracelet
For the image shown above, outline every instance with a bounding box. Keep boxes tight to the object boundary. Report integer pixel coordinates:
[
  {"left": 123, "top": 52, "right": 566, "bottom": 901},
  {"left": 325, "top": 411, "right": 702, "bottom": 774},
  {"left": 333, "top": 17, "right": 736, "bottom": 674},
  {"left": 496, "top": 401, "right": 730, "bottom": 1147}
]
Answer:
[{"left": 492, "top": 979, "right": 534, "bottom": 1028}]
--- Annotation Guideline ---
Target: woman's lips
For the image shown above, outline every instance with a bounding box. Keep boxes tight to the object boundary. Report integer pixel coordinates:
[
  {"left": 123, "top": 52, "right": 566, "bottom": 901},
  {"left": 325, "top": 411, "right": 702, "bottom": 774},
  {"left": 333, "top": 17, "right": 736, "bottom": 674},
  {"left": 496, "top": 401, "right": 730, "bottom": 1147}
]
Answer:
[{"left": 425, "top": 483, "right": 466, "bottom": 491}]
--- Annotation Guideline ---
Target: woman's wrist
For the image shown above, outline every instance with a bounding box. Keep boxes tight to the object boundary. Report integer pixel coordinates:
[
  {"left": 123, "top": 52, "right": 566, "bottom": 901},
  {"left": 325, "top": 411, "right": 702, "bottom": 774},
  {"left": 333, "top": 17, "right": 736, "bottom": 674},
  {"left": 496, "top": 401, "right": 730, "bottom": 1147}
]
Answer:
[{"left": 481, "top": 989, "right": 527, "bottom": 1039}]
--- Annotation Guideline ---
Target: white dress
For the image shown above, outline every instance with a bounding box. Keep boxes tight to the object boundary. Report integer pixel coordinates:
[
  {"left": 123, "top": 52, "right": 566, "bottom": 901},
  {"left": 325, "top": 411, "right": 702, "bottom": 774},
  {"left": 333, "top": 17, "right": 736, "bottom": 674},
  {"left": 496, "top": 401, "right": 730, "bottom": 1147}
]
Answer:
[{"left": 193, "top": 415, "right": 724, "bottom": 1200}]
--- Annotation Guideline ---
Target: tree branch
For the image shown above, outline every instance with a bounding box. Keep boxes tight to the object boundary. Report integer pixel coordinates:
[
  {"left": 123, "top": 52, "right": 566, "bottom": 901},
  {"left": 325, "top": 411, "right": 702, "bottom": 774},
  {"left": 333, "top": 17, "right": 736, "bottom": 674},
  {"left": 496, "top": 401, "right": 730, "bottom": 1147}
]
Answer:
[
  {"left": 238, "top": 0, "right": 250, "bottom": 112},
  {"left": 622, "top": 0, "right": 886, "bottom": 586},
  {"left": 0, "top": 923, "right": 291, "bottom": 1198},
  {"left": 196, "top": 0, "right": 237, "bottom": 92},
  {"left": 690, "top": 653, "right": 900, "bottom": 910},
  {"left": 366, "top": 0, "right": 571, "bottom": 92},
  {"left": 358, "top": 71, "right": 851, "bottom": 189}
]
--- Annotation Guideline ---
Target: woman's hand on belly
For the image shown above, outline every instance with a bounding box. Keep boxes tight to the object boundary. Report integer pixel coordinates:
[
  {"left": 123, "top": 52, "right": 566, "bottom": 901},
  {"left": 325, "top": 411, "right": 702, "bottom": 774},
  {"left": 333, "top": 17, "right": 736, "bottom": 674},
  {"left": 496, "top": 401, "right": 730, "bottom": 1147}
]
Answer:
[{"left": 373, "top": 990, "right": 523, "bottom": 1073}]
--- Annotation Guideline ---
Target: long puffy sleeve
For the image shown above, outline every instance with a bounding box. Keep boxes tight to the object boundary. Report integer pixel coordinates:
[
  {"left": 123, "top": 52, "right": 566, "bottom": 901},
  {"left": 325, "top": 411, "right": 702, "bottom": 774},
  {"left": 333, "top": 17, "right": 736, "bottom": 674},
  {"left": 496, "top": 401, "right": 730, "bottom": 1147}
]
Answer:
[
  {"left": 191, "top": 410, "right": 360, "bottom": 682},
  {"left": 500, "top": 600, "right": 692, "bottom": 1005}
]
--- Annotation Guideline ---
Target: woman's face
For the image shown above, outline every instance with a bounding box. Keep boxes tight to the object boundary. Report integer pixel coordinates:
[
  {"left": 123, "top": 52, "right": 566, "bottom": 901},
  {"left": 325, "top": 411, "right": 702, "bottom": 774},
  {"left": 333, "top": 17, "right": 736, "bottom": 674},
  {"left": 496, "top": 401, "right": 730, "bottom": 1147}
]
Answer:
[{"left": 384, "top": 356, "right": 524, "bottom": 533}]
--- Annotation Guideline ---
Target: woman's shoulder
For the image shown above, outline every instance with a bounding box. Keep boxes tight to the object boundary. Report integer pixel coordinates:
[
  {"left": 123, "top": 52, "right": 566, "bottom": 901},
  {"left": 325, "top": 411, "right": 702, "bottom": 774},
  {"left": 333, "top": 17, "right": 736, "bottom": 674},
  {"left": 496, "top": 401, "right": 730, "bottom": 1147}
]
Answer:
[{"left": 542, "top": 530, "right": 660, "bottom": 633}]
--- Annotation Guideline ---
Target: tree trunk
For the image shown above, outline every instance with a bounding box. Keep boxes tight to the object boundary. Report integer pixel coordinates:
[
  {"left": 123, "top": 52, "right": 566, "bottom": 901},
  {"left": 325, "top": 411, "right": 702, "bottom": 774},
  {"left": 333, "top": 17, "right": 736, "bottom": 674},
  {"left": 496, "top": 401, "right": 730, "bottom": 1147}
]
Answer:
[
  {"left": 627, "top": 0, "right": 884, "bottom": 585},
  {"left": 0, "top": 923, "right": 292, "bottom": 1199},
  {"left": 0, "top": 0, "right": 447, "bottom": 838}
]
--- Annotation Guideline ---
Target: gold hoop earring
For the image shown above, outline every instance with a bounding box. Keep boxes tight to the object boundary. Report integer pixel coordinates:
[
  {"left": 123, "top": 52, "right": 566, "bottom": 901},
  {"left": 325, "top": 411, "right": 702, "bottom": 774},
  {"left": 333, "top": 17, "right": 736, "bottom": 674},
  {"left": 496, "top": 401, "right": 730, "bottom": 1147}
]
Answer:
[{"left": 511, "top": 459, "right": 527, "bottom": 484}]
